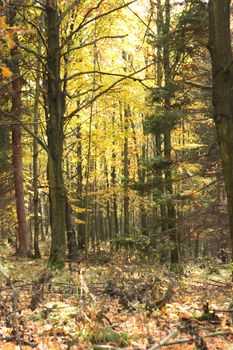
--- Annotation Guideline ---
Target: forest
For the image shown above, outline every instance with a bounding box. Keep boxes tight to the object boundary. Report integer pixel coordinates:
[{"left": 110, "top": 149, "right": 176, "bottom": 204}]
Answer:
[{"left": 1, "top": 0, "right": 233, "bottom": 349}]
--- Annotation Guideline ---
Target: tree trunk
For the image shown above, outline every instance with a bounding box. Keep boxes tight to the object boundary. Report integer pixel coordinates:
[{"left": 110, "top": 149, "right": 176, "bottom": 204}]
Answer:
[
  {"left": 46, "top": 0, "right": 66, "bottom": 268},
  {"left": 77, "top": 127, "right": 86, "bottom": 249},
  {"left": 131, "top": 120, "right": 147, "bottom": 234},
  {"left": 123, "top": 106, "right": 130, "bottom": 236},
  {"left": 33, "top": 34, "right": 42, "bottom": 259},
  {"left": 111, "top": 115, "right": 119, "bottom": 236},
  {"left": 9, "top": 4, "right": 29, "bottom": 256},
  {"left": 163, "top": 0, "right": 179, "bottom": 266},
  {"left": 208, "top": 0, "right": 233, "bottom": 266},
  {"left": 66, "top": 200, "right": 78, "bottom": 260}
]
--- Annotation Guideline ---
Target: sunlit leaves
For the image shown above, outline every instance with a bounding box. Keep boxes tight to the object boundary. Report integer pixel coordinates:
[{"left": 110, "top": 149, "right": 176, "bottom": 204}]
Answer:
[{"left": 1, "top": 65, "right": 13, "bottom": 78}]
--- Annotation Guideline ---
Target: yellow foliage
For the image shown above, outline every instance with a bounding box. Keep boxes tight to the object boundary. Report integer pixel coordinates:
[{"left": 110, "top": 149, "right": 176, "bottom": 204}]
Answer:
[
  {"left": 1, "top": 65, "right": 13, "bottom": 78},
  {"left": 0, "top": 16, "right": 8, "bottom": 29},
  {"left": 6, "top": 38, "right": 16, "bottom": 50},
  {"left": 6, "top": 32, "right": 16, "bottom": 49}
]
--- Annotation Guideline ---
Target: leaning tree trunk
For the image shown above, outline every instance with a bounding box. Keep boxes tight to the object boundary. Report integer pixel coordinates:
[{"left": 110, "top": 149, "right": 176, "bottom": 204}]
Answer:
[
  {"left": 208, "top": 0, "right": 233, "bottom": 266},
  {"left": 46, "top": 0, "right": 66, "bottom": 268}
]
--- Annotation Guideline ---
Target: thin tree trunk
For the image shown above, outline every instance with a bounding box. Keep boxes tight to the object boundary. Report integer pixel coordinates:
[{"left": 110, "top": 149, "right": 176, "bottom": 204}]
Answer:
[
  {"left": 131, "top": 120, "right": 147, "bottom": 234},
  {"left": 77, "top": 127, "right": 85, "bottom": 249},
  {"left": 33, "top": 33, "right": 42, "bottom": 259},
  {"left": 123, "top": 106, "right": 130, "bottom": 236},
  {"left": 163, "top": 0, "right": 179, "bottom": 266},
  {"left": 9, "top": 4, "right": 29, "bottom": 256},
  {"left": 66, "top": 200, "right": 78, "bottom": 260},
  {"left": 111, "top": 115, "right": 119, "bottom": 236},
  {"left": 156, "top": 0, "right": 167, "bottom": 236}
]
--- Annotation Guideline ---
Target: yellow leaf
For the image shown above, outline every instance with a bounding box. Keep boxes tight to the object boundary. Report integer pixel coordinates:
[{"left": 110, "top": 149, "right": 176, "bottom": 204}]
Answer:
[
  {"left": 1, "top": 65, "right": 13, "bottom": 78},
  {"left": 0, "top": 16, "right": 8, "bottom": 29},
  {"left": 7, "top": 39, "right": 16, "bottom": 50},
  {"left": 6, "top": 33, "right": 16, "bottom": 49}
]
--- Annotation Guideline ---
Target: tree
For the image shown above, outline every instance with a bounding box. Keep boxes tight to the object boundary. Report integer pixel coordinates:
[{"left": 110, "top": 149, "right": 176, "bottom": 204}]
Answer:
[
  {"left": 208, "top": 0, "right": 233, "bottom": 264},
  {"left": 9, "top": 3, "right": 30, "bottom": 256},
  {"left": 45, "top": 0, "right": 67, "bottom": 268}
]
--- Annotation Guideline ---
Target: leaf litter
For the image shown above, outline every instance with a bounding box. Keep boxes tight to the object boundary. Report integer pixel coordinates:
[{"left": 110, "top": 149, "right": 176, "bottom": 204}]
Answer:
[{"left": 0, "top": 254, "right": 233, "bottom": 349}]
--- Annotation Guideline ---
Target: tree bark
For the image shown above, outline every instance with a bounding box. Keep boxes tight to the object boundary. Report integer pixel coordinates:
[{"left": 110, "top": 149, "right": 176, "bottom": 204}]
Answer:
[
  {"left": 46, "top": 0, "right": 66, "bottom": 268},
  {"left": 163, "top": 0, "right": 179, "bottom": 266},
  {"left": 123, "top": 106, "right": 130, "bottom": 236},
  {"left": 111, "top": 115, "right": 119, "bottom": 237},
  {"left": 9, "top": 4, "right": 30, "bottom": 256},
  {"left": 208, "top": 0, "right": 233, "bottom": 265},
  {"left": 33, "top": 30, "right": 43, "bottom": 259},
  {"left": 77, "top": 127, "right": 86, "bottom": 249}
]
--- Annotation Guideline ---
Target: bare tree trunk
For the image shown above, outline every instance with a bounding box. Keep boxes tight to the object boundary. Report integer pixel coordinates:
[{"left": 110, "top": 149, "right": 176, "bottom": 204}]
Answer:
[
  {"left": 77, "top": 127, "right": 86, "bottom": 249},
  {"left": 111, "top": 115, "right": 119, "bottom": 236},
  {"left": 9, "top": 4, "right": 29, "bottom": 256},
  {"left": 156, "top": 0, "right": 167, "bottom": 236},
  {"left": 46, "top": 0, "right": 66, "bottom": 268},
  {"left": 33, "top": 32, "right": 42, "bottom": 259},
  {"left": 123, "top": 106, "right": 130, "bottom": 236},
  {"left": 131, "top": 120, "right": 147, "bottom": 234},
  {"left": 208, "top": 0, "right": 233, "bottom": 268},
  {"left": 163, "top": 0, "right": 179, "bottom": 267},
  {"left": 66, "top": 200, "right": 78, "bottom": 260}
]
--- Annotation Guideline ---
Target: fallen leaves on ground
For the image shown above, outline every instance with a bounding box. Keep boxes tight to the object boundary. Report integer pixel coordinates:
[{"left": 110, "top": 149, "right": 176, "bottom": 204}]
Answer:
[{"left": 0, "top": 254, "right": 232, "bottom": 349}]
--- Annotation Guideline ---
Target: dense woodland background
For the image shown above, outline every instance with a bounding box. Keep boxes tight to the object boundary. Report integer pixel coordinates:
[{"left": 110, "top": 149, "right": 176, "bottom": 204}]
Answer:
[
  {"left": 2, "top": 1, "right": 233, "bottom": 349},
  {"left": 0, "top": 0, "right": 231, "bottom": 267}
]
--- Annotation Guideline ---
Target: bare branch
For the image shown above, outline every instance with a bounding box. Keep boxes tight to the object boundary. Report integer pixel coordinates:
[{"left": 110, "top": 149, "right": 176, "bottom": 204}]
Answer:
[
  {"left": 62, "top": 68, "right": 148, "bottom": 82},
  {"left": 66, "top": 61, "right": 154, "bottom": 119},
  {"left": 184, "top": 80, "right": 212, "bottom": 90},
  {"left": 58, "top": 0, "right": 80, "bottom": 25},
  {"left": 60, "top": 0, "right": 138, "bottom": 50},
  {"left": 0, "top": 109, "right": 49, "bottom": 154},
  {"left": 63, "top": 35, "right": 128, "bottom": 55},
  {"left": 26, "top": 20, "right": 48, "bottom": 50},
  {"left": 18, "top": 44, "right": 46, "bottom": 63}
]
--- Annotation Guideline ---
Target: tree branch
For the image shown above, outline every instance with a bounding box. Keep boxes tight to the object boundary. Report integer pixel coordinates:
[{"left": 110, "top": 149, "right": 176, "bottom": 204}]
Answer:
[
  {"left": 58, "top": 0, "right": 80, "bottom": 25},
  {"left": 60, "top": 0, "right": 138, "bottom": 50},
  {"left": 18, "top": 44, "right": 46, "bottom": 63},
  {"left": 184, "top": 80, "right": 212, "bottom": 90},
  {"left": 0, "top": 109, "right": 49, "bottom": 154},
  {"left": 63, "top": 35, "right": 128, "bottom": 55},
  {"left": 66, "top": 61, "right": 154, "bottom": 120}
]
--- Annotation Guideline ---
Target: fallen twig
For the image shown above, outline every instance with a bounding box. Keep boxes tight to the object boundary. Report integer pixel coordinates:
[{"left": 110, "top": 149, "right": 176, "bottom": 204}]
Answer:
[
  {"left": 191, "top": 306, "right": 233, "bottom": 313},
  {"left": 92, "top": 346, "right": 131, "bottom": 350},
  {"left": 147, "top": 330, "right": 178, "bottom": 350},
  {"left": 157, "top": 330, "right": 233, "bottom": 347}
]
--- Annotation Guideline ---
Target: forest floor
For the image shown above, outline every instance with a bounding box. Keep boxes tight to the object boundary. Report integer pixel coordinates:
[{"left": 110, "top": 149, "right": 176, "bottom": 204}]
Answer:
[{"left": 0, "top": 249, "right": 233, "bottom": 350}]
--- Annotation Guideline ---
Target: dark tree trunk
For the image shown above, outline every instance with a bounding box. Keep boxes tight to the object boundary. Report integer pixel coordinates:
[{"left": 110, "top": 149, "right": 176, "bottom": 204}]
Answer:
[
  {"left": 208, "top": 0, "right": 233, "bottom": 266},
  {"left": 66, "top": 200, "right": 78, "bottom": 260},
  {"left": 111, "top": 115, "right": 119, "bottom": 237},
  {"left": 163, "top": 0, "right": 179, "bottom": 266},
  {"left": 77, "top": 127, "right": 86, "bottom": 249},
  {"left": 123, "top": 106, "right": 130, "bottom": 236},
  {"left": 131, "top": 120, "right": 147, "bottom": 234},
  {"left": 46, "top": 0, "right": 66, "bottom": 268},
  {"left": 33, "top": 36, "right": 42, "bottom": 259}
]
